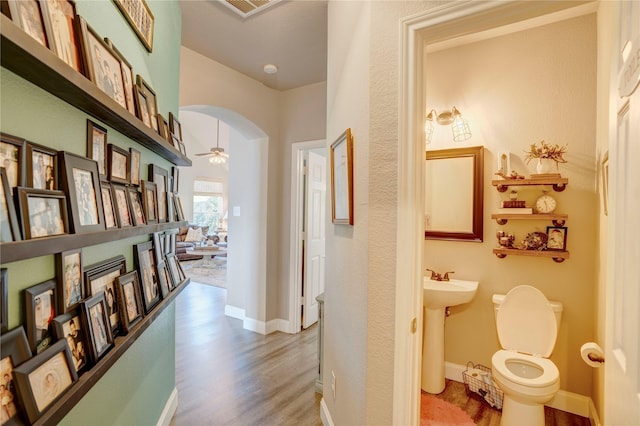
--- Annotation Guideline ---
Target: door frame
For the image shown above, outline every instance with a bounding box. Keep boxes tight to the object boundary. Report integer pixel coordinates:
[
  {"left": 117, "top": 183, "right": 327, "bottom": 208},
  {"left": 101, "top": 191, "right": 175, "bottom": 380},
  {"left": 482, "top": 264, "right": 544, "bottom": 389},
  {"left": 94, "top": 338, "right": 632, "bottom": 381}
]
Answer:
[{"left": 288, "top": 139, "right": 326, "bottom": 333}]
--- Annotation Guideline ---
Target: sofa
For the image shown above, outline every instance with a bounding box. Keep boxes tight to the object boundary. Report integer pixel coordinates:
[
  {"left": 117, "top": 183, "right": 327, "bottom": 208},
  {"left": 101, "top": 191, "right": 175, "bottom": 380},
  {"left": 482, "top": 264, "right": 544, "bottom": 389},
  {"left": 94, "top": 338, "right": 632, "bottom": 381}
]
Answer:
[{"left": 175, "top": 225, "right": 221, "bottom": 261}]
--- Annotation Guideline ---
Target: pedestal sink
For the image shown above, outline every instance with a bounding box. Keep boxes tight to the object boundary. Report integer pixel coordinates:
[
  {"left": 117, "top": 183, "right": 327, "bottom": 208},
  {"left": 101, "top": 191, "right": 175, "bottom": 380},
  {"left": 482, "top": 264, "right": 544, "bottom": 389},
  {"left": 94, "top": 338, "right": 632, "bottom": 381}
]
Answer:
[{"left": 421, "top": 277, "right": 478, "bottom": 394}]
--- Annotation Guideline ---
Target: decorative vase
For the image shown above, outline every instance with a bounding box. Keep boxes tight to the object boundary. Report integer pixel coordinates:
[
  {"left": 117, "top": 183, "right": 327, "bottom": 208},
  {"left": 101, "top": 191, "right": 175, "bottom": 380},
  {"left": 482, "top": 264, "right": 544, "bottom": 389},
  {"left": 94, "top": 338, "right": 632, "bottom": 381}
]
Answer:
[{"left": 536, "top": 158, "right": 556, "bottom": 174}]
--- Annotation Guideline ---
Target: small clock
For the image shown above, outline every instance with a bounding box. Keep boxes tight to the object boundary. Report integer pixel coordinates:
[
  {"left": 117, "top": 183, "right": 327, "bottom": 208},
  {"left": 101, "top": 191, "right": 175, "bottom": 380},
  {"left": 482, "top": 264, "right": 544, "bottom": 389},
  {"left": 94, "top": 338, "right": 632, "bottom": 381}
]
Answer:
[{"left": 535, "top": 191, "right": 557, "bottom": 214}]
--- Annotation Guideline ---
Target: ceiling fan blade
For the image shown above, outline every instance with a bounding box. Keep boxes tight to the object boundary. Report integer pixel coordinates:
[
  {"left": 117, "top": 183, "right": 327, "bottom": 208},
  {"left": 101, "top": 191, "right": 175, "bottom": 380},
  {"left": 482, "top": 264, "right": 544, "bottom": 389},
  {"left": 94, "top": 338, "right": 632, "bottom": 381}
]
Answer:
[{"left": 195, "top": 152, "right": 214, "bottom": 157}]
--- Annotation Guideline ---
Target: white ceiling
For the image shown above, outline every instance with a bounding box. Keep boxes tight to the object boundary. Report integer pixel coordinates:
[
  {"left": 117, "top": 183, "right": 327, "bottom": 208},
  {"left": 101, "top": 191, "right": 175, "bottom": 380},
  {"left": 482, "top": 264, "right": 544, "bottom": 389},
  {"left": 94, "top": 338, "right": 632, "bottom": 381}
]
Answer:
[{"left": 180, "top": 0, "right": 328, "bottom": 91}]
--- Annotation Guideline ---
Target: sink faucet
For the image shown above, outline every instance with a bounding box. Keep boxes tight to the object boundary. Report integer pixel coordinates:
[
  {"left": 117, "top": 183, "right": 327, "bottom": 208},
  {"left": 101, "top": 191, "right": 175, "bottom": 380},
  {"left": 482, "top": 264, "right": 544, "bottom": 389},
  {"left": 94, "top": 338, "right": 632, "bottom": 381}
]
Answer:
[
  {"left": 426, "top": 269, "right": 455, "bottom": 281},
  {"left": 443, "top": 271, "right": 455, "bottom": 281}
]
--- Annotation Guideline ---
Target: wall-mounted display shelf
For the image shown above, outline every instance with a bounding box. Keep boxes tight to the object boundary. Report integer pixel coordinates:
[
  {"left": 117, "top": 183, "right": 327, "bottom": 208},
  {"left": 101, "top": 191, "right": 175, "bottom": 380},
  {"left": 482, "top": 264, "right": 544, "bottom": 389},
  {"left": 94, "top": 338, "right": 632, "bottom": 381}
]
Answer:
[
  {"left": 491, "top": 177, "right": 568, "bottom": 192},
  {"left": 0, "top": 15, "right": 191, "bottom": 167},
  {"left": 0, "top": 221, "right": 188, "bottom": 264},
  {"left": 491, "top": 213, "right": 568, "bottom": 226},
  {"left": 493, "top": 248, "right": 569, "bottom": 263}
]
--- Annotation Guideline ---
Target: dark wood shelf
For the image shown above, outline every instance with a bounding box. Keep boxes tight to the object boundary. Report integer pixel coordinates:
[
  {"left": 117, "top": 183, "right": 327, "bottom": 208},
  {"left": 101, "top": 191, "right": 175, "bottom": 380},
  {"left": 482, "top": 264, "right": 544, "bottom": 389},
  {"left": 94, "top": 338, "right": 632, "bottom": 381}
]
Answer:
[
  {"left": 493, "top": 248, "right": 570, "bottom": 263},
  {"left": 492, "top": 177, "right": 568, "bottom": 192},
  {"left": 0, "top": 15, "right": 191, "bottom": 167},
  {"left": 33, "top": 278, "right": 190, "bottom": 426},
  {"left": 0, "top": 221, "right": 188, "bottom": 264},
  {"left": 491, "top": 213, "right": 568, "bottom": 226}
]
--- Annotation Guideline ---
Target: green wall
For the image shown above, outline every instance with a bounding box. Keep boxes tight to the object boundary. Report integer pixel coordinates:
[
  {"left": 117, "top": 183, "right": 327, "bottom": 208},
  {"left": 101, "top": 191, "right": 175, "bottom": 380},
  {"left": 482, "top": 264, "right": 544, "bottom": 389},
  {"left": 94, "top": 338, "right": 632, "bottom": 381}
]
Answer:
[{"left": 1, "top": 0, "right": 182, "bottom": 423}]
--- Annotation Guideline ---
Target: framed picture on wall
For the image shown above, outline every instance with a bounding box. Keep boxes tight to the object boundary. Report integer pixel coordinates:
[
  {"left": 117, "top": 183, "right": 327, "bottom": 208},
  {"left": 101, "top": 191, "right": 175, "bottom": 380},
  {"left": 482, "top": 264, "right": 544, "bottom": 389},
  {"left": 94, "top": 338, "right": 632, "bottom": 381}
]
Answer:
[
  {"left": 0, "top": 326, "right": 31, "bottom": 425},
  {"left": 134, "top": 241, "right": 160, "bottom": 313},
  {"left": 105, "top": 38, "right": 136, "bottom": 116},
  {"left": 52, "top": 311, "right": 89, "bottom": 375},
  {"left": 330, "top": 128, "right": 354, "bottom": 225},
  {"left": 141, "top": 180, "right": 158, "bottom": 225},
  {"left": 169, "top": 112, "right": 182, "bottom": 141},
  {"left": 1, "top": 132, "right": 26, "bottom": 191},
  {"left": 113, "top": 0, "right": 154, "bottom": 53},
  {"left": 84, "top": 255, "right": 126, "bottom": 337},
  {"left": 115, "top": 271, "right": 144, "bottom": 334},
  {"left": 39, "top": 0, "right": 82, "bottom": 72},
  {"left": 14, "top": 188, "right": 69, "bottom": 239},
  {"left": 86, "top": 120, "right": 108, "bottom": 179},
  {"left": 148, "top": 164, "right": 168, "bottom": 223},
  {"left": 110, "top": 183, "right": 132, "bottom": 228},
  {"left": 546, "top": 226, "right": 567, "bottom": 251},
  {"left": 107, "top": 144, "right": 130, "bottom": 185},
  {"left": 127, "top": 186, "right": 146, "bottom": 226},
  {"left": 80, "top": 293, "right": 113, "bottom": 363},
  {"left": 1, "top": 167, "right": 22, "bottom": 242},
  {"left": 100, "top": 180, "right": 118, "bottom": 230},
  {"left": 4, "top": 0, "right": 48, "bottom": 47},
  {"left": 129, "top": 148, "right": 141, "bottom": 186},
  {"left": 136, "top": 75, "right": 159, "bottom": 132},
  {"left": 26, "top": 142, "right": 57, "bottom": 190},
  {"left": 24, "top": 279, "right": 57, "bottom": 353},
  {"left": 55, "top": 248, "right": 84, "bottom": 313}
]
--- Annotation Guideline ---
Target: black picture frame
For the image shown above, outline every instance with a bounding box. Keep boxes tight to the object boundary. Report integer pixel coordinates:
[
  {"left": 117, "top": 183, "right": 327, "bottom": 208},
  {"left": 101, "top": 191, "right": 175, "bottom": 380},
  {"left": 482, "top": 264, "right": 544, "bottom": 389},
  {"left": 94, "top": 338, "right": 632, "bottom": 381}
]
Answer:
[
  {"left": 14, "top": 187, "right": 69, "bottom": 240},
  {"left": 168, "top": 112, "right": 182, "bottom": 141},
  {"left": 129, "top": 147, "right": 141, "bottom": 186},
  {"left": 24, "top": 279, "right": 57, "bottom": 354},
  {"left": 1, "top": 167, "right": 22, "bottom": 242},
  {"left": 104, "top": 38, "right": 136, "bottom": 116},
  {"left": 4, "top": 0, "right": 48, "bottom": 47},
  {"left": 173, "top": 193, "right": 185, "bottom": 222},
  {"left": 58, "top": 151, "right": 105, "bottom": 234},
  {"left": 107, "top": 143, "right": 130, "bottom": 185},
  {"left": 127, "top": 186, "right": 146, "bottom": 226},
  {"left": 136, "top": 75, "right": 159, "bottom": 133},
  {"left": 0, "top": 269, "right": 7, "bottom": 333},
  {"left": 12, "top": 339, "right": 77, "bottom": 424},
  {"left": 151, "top": 232, "right": 164, "bottom": 265},
  {"left": 134, "top": 241, "right": 160, "bottom": 313},
  {"left": 39, "top": 0, "right": 82, "bottom": 72},
  {"left": 148, "top": 164, "right": 168, "bottom": 223},
  {"left": 133, "top": 85, "right": 151, "bottom": 128},
  {"left": 55, "top": 248, "right": 84, "bottom": 314},
  {"left": 141, "top": 180, "right": 158, "bottom": 225},
  {"left": 165, "top": 253, "right": 182, "bottom": 289},
  {"left": 115, "top": 271, "right": 144, "bottom": 334},
  {"left": 1, "top": 132, "right": 26, "bottom": 191},
  {"left": 110, "top": 183, "right": 132, "bottom": 228},
  {"left": 0, "top": 326, "right": 31, "bottom": 425},
  {"left": 52, "top": 311, "right": 89, "bottom": 375},
  {"left": 80, "top": 293, "right": 113, "bottom": 363},
  {"left": 158, "top": 113, "right": 170, "bottom": 141},
  {"left": 171, "top": 166, "right": 179, "bottom": 193},
  {"left": 100, "top": 179, "right": 118, "bottom": 230},
  {"left": 546, "top": 226, "right": 568, "bottom": 251},
  {"left": 84, "top": 255, "right": 126, "bottom": 337},
  {"left": 26, "top": 141, "right": 57, "bottom": 190},
  {"left": 86, "top": 120, "right": 107, "bottom": 179},
  {"left": 155, "top": 261, "right": 171, "bottom": 299}
]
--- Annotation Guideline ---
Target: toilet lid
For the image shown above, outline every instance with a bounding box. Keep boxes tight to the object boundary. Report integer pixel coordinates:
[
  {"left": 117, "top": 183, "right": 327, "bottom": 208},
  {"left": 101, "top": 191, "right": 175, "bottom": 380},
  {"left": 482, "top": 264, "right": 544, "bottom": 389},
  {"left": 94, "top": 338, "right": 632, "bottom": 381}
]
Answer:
[{"left": 496, "top": 285, "right": 557, "bottom": 357}]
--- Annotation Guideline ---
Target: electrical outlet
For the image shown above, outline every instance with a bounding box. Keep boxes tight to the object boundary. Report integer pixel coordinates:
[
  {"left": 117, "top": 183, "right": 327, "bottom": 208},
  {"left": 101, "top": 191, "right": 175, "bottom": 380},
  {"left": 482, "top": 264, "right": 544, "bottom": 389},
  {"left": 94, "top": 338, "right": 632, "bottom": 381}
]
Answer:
[{"left": 331, "top": 370, "right": 336, "bottom": 400}]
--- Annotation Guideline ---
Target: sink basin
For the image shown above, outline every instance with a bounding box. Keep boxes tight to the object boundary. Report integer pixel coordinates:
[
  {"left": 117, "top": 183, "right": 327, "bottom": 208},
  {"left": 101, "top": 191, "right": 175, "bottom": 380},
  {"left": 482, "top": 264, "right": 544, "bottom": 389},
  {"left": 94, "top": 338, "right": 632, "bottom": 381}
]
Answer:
[{"left": 423, "top": 278, "right": 479, "bottom": 309}]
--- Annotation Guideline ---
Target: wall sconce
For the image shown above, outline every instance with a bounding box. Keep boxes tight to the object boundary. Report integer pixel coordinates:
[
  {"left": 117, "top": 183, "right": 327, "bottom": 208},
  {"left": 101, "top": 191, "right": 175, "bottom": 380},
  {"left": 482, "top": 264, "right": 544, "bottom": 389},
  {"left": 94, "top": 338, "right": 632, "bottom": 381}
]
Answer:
[{"left": 424, "top": 106, "right": 472, "bottom": 145}]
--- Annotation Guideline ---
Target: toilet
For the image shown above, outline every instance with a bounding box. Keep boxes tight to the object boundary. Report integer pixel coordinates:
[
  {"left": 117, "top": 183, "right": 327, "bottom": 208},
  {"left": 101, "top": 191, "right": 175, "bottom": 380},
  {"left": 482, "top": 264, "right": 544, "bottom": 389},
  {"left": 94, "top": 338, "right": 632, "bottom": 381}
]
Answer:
[{"left": 491, "top": 285, "right": 563, "bottom": 426}]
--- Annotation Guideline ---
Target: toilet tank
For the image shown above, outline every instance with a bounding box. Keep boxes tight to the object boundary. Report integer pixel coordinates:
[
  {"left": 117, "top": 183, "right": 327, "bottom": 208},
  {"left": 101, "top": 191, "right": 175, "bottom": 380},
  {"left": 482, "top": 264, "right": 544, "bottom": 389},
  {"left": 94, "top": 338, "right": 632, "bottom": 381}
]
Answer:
[{"left": 492, "top": 293, "right": 563, "bottom": 331}]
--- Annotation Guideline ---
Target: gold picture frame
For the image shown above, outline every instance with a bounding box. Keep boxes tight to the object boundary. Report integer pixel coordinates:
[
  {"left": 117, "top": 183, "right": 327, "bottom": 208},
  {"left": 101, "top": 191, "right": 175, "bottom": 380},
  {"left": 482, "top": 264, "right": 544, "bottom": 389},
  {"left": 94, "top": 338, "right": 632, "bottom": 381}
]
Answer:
[
  {"left": 113, "top": 0, "right": 154, "bottom": 52},
  {"left": 330, "top": 128, "right": 354, "bottom": 225}
]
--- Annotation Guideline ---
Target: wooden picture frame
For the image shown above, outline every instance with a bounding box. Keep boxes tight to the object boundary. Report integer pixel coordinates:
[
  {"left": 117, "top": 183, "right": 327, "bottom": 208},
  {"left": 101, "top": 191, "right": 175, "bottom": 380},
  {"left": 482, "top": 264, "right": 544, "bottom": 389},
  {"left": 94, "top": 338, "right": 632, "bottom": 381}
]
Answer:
[
  {"left": 84, "top": 255, "right": 126, "bottom": 337},
  {"left": 100, "top": 179, "right": 117, "bottom": 230},
  {"left": 155, "top": 261, "right": 171, "bottom": 299},
  {"left": 86, "top": 120, "right": 107, "bottom": 179},
  {"left": 134, "top": 241, "right": 160, "bottom": 313},
  {"left": 136, "top": 75, "right": 159, "bottom": 132},
  {"left": 52, "top": 311, "right": 89, "bottom": 375},
  {"left": 1, "top": 167, "right": 22, "bottom": 242},
  {"left": 58, "top": 151, "right": 105, "bottom": 234},
  {"left": 104, "top": 38, "right": 136, "bottom": 116},
  {"left": 173, "top": 194, "right": 185, "bottom": 222},
  {"left": 1, "top": 133, "right": 26, "bottom": 191},
  {"left": 330, "top": 128, "right": 354, "bottom": 225},
  {"left": 141, "top": 180, "right": 158, "bottom": 225},
  {"left": 129, "top": 147, "right": 141, "bottom": 186},
  {"left": 115, "top": 271, "right": 144, "bottom": 334},
  {"left": 546, "top": 226, "right": 568, "bottom": 251},
  {"left": 127, "top": 186, "right": 146, "bottom": 226},
  {"left": 76, "top": 16, "right": 127, "bottom": 110},
  {"left": 171, "top": 166, "right": 179, "bottom": 193},
  {"left": 80, "top": 293, "right": 113, "bottom": 363},
  {"left": 0, "top": 269, "right": 7, "bottom": 333},
  {"left": 39, "top": 0, "right": 82, "bottom": 72},
  {"left": 110, "top": 183, "right": 132, "bottom": 228},
  {"left": 133, "top": 85, "right": 151, "bottom": 128},
  {"left": 107, "top": 143, "right": 130, "bottom": 184},
  {"left": 168, "top": 112, "right": 182, "bottom": 141},
  {"left": 15, "top": 187, "right": 69, "bottom": 239},
  {"left": 166, "top": 192, "right": 175, "bottom": 222},
  {"left": 55, "top": 248, "right": 83, "bottom": 314},
  {"left": 151, "top": 232, "right": 165, "bottom": 268},
  {"left": 170, "top": 134, "right": 181, "bottom": 152},
  {"left": 13, "top": 339, "right": 77, "bottom": 424},
  {"left": 113, "top": 0, "right": 154, "bottom": 53},
  {"left": 165, "top": 253, "right": 182, "bottom": 289},
  {"left": 158, "top": 114, "right": 170, "bottom": 141},
  {"left": 24, "top": 279, "right": 57, "bottom": 354},
  {"left": 148, "top": 164, "right": 168, "bottom": 223},
  {"left": 26, "top": 142, "right": 57, "bottom": 190},
  {"left": 0, "top": 326, "right": 31, "bottom": 425},
  {"left": 5, "top": 0, "right": 48, "bottom": 47}
]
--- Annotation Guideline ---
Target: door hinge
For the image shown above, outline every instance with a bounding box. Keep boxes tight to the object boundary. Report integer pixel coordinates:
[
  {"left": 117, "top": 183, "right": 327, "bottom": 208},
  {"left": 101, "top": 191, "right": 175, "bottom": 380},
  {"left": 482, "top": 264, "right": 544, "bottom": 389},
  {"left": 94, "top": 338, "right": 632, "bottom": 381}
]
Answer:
[
  {"left": 300, "top": 296, "right": 305, "bottom": 305},
  {"left": 411, "top": 317, "right": 417, "bottom": 333}
]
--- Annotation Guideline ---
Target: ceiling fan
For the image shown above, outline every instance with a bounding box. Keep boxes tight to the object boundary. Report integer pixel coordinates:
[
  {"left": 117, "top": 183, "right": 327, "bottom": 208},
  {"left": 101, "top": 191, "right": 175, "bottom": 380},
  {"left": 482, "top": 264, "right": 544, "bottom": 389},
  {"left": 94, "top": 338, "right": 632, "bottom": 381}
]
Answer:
[{"left": 195, "top": 120, "right": 229, "bottom": 164}]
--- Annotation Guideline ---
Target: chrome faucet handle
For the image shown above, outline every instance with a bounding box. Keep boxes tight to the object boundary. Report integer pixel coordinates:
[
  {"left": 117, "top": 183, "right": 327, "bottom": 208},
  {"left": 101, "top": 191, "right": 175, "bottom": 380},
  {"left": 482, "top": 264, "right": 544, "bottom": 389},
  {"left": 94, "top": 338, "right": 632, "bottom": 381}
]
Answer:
[
  {"left": 442, "top": 271, "right": 455, "bottom": 281},
  {"left": 425, "top": 269, "right": 442, "bottom": 281}
]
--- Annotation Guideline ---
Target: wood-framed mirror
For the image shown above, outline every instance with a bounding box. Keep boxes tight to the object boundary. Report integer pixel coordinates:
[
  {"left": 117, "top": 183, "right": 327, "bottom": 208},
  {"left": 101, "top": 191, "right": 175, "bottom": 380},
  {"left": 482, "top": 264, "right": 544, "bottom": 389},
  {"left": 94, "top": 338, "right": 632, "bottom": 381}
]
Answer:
[{"left": 425, "top": 146, "right": 484, "bottom": 242}]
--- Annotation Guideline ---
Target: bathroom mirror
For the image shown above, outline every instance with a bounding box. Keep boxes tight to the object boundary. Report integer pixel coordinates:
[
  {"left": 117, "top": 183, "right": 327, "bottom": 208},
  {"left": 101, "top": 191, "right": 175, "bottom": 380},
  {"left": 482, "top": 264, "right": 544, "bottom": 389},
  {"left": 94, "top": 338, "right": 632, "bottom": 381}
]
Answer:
[{"left": 425, "top": 146, "right": 484, "bottom": 242}]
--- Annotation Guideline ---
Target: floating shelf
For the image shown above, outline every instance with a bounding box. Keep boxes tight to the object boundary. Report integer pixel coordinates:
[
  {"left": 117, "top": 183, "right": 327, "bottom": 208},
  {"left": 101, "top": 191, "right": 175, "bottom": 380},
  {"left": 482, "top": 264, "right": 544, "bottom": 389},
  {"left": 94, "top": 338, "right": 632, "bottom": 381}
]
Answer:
[
  {"left": 493, "top": 248, "right": 570, "bottom": 263},
  {"left": 0, "top": 15, "right": 191, "bottom": 167},
  {"left": 491, "top": 213, "right": 568, "bottom": 226},
  {"left": 492, "top": 178, "right": 568, "bottom": 192},
  {"left": 0, "top": 221, "right": 188, "bottom": 264}
]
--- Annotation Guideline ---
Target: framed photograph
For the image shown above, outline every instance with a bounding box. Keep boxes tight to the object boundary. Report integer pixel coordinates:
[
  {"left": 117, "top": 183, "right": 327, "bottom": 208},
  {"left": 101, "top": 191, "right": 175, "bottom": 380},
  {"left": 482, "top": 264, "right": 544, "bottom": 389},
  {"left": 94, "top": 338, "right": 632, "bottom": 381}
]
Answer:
[
  {"left": 148, "top": 164, "right": 168, "bottom": 223},
  {"left": 330, "top": 128, "right": 354, "bottom": 225},
  {"left": 115, "top": 271, "right": 144, "bottom": 334},
  {"left": 170, "top": 134, "right": 181, "bottom": 152},
  {"left": 0, "top": 269, "right": 6, "bottom": 333},
  {"left": 77, "top": 16, "right": 126, "bottom": 110},
  {"left": 173, "top": 194, "right": 185, "bottom": 222},
  {"left": 26, "top": 142, "right": 57, "bottom": 190},
  {"left": 1, "top": 133, "right": 26, "bottom": 191},
  {"left": 151, "top": 232, "right": 164, "bottom": 265},
  {"left": 1, "top": 167, "right": 22, "bottom": 242},
  {"left": 15, "top": 187, "right": 68, "bottom": 239},
  {"left": 104, "top": 38, "right": 136, "bottom": 116},
  {"left": 141, "top": 180, "right": 158, "bottom": 225},
  {"left": 178, "top": 141, "right": 187, "bottom": 156},
  {"left": 113, "top": 0, "right": 154, "bottom": 53},
  {"left": 546, "top": 226, "right": 568, "bottom": 251},
  {"left": 5, "top": 0, "right": 48, "bottom": 47},
  {"left": 155, "top": 261, "right": 171, "bottom": 299},
  {"left": 86, "top": 120, "right": 107, "bottom": 178},
  {"left": 24, "top": 280, "right": 57, "bottom": 354},
  {"left": 100, "top": 180, "right": 117, "bottom": 230},
  {"left": 110, "top": 183, "right": 132, "bottom": 228},
  {"left": 168, "top": 112, "right": 182, "bottom": 141},
  {"left": 136, "top": 75, "right": 159, "bottom": 132},
  {"left": 158, "top": 114, "right": 170, "bottom": 141},
  {"left": 58, "top": 151, "right": 105, "bottom": 234},
  {"left": 12, "top": 339, "right": 77, "bottom": 424},
  {"left": 55, "top": 249, "right": 83, "bottom": 313},
  {"left": 166, "top": 192, "right": 175, "bottom": 222},
  {"left": 134, "top": 241, "right": 160, "bottom": 313},
  {"left": 171, "top": 166, "right": 179, "bottom": 193},
  {"left": 165, "top": 253, "right": 182, "bottom": 289},
  {"left": 129, "top": 147, "right": 140, "bottom": 186},
  {"left": 601, "top": 150, "right": 609, "bottom": 216},
  {"left": 81, "top": 293, "right": 113, "bottom": 363},
  {"left": 127, "top": 186, "right": 146, "bottom": 226},
  {"left": 39, "top": 0, "right": 82, "bottom": 72},
  {"left": 84, "top": 255, "right": 126, "bottom": 336},
  {"left": 1, "top": 326, "right": 31, "bottom": 425},
  {"left": 133, "top": 85, "right": 151, "bottom": 128},
  {"left": 52, "top": 312, "right": 88, "bottom": 375},
  {"left": 107, "top": 143, "right": 130, "bottom": 185}
]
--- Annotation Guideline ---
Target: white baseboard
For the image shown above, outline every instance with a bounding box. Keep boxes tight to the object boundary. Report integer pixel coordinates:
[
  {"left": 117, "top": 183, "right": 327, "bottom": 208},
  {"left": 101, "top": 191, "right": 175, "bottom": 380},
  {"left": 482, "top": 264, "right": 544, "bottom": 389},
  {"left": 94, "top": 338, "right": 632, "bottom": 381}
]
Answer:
[
  {"left": 156, "top": 387, "right": 178, "bottom": 426},
  {"left": 266, "top": 318, "right": 290, "bottom": 334},
  {"left": 224, "top": 304, "right": 245, "bottom": 320},
  {"left": 320, "top": 397, "right": 334, "bottom": 426},
  {"left": 445, "top": 362, "right": 594, "bottom": 420},
  {"left": 589, "top": 397, "right": 602, "bottom": 426},
  {"left": 224, "top": 305, "right": 289, "bottom": 335}
]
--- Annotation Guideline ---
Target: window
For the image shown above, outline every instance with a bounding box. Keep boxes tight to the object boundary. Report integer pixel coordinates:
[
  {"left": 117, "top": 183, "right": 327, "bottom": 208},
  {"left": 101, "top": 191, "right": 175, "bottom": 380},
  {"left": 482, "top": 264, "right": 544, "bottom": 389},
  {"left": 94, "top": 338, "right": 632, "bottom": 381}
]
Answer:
[{"left": 193, "top": 179, "right": 224, "bottom": 231}]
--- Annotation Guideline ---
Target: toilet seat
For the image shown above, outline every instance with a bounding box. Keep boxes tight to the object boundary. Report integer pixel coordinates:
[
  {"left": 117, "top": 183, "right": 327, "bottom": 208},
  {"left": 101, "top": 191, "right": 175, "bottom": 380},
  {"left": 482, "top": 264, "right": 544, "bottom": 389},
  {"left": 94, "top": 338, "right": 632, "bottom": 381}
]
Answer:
[{"left": 492, "top": 349, "right": 559, "bottom": 388}]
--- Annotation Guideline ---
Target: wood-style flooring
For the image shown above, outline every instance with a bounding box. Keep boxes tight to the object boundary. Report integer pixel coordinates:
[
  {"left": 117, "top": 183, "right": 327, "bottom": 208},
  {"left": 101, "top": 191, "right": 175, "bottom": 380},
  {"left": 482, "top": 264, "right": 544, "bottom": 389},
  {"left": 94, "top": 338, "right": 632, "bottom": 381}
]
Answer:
[{"left": 170, "top": 281, "right": 590, "bottom": 426}]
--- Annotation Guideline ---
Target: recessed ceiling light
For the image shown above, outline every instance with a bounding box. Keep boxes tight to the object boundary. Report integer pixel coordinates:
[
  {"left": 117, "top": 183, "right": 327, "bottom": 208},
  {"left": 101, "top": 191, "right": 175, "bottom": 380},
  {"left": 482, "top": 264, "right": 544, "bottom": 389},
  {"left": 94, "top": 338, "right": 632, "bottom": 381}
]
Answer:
[{"left": 263, "top": 64, "right": 278, "bottom": 74}]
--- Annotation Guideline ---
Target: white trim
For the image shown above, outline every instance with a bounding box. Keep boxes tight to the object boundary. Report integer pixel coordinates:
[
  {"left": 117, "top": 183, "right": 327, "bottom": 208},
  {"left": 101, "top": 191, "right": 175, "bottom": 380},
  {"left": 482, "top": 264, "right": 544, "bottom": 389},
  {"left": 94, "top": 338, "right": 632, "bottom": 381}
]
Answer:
[
  {"left": 266, "top": 318, "right": 290, "bottom": 334},
  {"left": 156, "top": 387, "right": 178, "bottom": 426},
  {"left": 288, "top": 139, "right": 327, "bottom": 334},
  {"left": 589, "top": 397, "right": 602, "bottom": 426},
  {"left": 320, "top": 397, "right": 335, "bottom": 426},
  {"left": 226, "top": 305, "right": 290, "bottom": 335},
  {"left": 224, "top": 304, "right": 245, "bottom": 320}
]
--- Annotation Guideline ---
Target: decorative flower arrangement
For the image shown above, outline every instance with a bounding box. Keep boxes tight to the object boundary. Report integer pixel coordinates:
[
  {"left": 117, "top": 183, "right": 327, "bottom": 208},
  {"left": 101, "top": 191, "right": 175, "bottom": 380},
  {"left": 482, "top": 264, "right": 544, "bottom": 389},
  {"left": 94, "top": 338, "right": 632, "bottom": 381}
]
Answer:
[{"left": 524, "top": 140, "right": 568, "bottom": 164}]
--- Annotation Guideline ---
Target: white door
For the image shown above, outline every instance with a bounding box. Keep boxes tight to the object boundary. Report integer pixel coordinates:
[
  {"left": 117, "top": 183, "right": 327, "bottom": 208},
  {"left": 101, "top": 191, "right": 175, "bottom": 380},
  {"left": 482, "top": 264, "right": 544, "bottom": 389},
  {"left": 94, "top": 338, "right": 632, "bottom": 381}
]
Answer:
[
  {"left": 605, "top": 2, "right": 640, "bottom": 423},
  {"left": 302, "top": 150, "right": 326, "bottom": 328}
]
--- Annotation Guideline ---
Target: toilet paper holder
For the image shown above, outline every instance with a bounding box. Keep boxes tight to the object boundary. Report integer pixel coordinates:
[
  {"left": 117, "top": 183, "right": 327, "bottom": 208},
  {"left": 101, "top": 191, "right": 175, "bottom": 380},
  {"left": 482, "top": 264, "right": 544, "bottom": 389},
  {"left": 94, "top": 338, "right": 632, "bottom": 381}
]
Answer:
[{"left": 587, "top": 353, "right": 604, "bottom": 364}]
